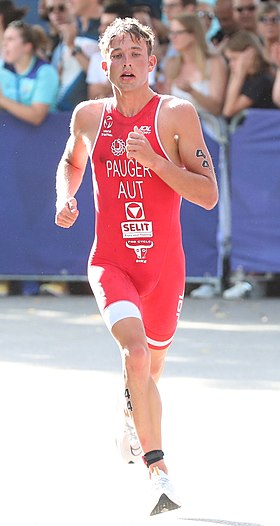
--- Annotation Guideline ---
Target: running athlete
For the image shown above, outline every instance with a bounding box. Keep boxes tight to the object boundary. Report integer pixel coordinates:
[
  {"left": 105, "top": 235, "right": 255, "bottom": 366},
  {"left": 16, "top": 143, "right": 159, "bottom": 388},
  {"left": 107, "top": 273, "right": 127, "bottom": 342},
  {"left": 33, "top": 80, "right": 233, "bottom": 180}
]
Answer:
[{"left": 55, "top": 18, "right": 218, "bottom": 516}]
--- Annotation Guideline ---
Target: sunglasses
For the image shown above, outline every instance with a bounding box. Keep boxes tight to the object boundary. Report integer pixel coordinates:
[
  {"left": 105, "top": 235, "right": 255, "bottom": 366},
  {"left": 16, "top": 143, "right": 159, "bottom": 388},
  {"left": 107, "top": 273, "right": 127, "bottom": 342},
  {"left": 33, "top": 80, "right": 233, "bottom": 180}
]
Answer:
[
  {"left": 197, "top": 10, "right": 215, "bottom": 20},
  {"left": 234, "top": 5, "right": 256, "bottom": 13},
  {"left": 259, "top": 15, "right": 280, "bottom": 24},
  {"left": 47, "top": 4, "right": 66, "bottom": 14}
]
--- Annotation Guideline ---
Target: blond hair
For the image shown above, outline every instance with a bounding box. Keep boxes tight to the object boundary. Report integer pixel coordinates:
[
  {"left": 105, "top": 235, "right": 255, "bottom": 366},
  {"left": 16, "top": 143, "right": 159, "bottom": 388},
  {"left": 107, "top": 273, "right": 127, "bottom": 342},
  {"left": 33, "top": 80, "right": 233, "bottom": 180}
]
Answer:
[
  {"left": 169, "top": 14, "right": 211, "bottom": 80},
  {"left": 99, "top": 17, "right": 155, "bottom": 57}
]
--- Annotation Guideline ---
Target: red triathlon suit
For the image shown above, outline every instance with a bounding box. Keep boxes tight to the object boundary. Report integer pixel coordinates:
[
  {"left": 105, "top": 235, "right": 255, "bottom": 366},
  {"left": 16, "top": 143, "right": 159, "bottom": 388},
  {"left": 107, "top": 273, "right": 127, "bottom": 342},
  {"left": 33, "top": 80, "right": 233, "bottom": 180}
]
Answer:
[{"left": 87, "top": 94, "right": 185, "bottom": 350}]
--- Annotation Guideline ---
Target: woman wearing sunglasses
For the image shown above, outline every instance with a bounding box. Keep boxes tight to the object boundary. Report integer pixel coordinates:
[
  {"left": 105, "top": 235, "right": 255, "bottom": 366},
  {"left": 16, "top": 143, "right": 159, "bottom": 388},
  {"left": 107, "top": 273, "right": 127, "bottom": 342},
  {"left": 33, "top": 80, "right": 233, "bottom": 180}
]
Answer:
[
  {"left": 257, "top": 2, "right": 280, "bottom": 65},
  {"left": 163, "top": 13, "right": 227, "bottom": 139}
]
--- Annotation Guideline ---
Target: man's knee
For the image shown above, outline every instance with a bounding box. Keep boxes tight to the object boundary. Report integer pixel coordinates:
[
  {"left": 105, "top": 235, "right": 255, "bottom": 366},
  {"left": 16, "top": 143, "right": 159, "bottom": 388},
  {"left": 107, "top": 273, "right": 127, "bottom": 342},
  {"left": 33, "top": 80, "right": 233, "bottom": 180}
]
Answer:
[{"left": 124, "top": 342, "right": 150, "bottom": 378}]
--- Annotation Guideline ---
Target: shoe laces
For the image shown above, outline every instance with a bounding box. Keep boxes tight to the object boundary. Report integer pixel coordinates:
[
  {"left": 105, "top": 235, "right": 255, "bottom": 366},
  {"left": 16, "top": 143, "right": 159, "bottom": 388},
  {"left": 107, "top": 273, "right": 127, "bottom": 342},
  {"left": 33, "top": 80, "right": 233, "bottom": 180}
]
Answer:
[{"left": 150, "top": 467, "right": 170, "bottom": 491}]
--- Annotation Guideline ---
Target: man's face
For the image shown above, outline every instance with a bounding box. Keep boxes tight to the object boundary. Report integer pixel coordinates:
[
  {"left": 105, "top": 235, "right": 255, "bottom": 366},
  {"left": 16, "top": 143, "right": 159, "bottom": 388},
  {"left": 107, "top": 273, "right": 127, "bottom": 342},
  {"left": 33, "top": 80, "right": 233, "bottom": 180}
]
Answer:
[
  {"left": 232, "top": 0, "right": 259, "bottom": 31},
  {"left": 102, "top": 33, "right": 156, "bottom": 92},
  {"left": 215, "top": 1, "right": 239, "bottom": 34}
]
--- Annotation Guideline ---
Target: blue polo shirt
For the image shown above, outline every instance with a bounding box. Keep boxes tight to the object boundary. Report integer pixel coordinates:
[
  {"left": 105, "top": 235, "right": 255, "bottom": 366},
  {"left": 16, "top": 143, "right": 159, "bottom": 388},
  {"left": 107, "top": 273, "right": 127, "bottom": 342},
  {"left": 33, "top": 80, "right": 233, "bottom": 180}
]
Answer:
[{"left": 0, "top": 57, "right": 59, "bottom": 110}]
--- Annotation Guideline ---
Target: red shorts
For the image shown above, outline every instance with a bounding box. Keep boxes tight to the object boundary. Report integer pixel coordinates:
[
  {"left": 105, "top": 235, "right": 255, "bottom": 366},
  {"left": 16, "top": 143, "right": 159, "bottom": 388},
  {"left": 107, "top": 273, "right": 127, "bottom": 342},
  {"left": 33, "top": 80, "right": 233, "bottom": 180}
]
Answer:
[{"left": 88, "top": 256, "right": 185, "bottom": 351}]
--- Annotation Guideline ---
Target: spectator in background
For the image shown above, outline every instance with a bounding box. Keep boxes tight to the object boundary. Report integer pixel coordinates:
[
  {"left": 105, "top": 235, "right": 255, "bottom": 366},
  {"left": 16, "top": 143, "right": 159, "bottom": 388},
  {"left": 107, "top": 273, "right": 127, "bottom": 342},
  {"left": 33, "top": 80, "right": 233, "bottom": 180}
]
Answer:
[
  {"left": 0, "top": 20, "right": 59, "bottom": 296},
  {"left": 221, "top": 28, "right": 278, "bottom": 298},
  {"left": 49, "top": 0, "right": 102, "bottom": 110},
  {"left": 196, "top": 0, "right": 216, "bottom": 43},
  {"left": 164, "top": 13, "right": 227, "bottom": 139},
  {"left": 68, "top": 0, "right": 103, "bottom": 43},
  {"left": 45, "top": 0, "right": 85, "bottom": 110},
  {"left": 87, "top": 1, "right": 132, "bottom": 100},
  {"left": 0, "top": 0, "right": 27, "bottom": 61},
  {"left": 37, "top": 0, "right": 60, "bottom": 58},
  {"left": 211, "top": 0, "right": 239, "bottom": 50},
  {"left": 232, "top": 0, "right": 259, "bottom": 33},
  {"left": 0, "top": 20, "right": 59, "bottom": 124},
  {"left": 223, "top": 30, "right": 277, "bottom": 121},
  {"left": 257, "top": 1, "right": 280, "bottom": 65},
  {"left": 157, "top": 0, "right": 197, "bottom": 91},
  {"left": 162, "top": 0, "right": 197, "bottom": 21}
]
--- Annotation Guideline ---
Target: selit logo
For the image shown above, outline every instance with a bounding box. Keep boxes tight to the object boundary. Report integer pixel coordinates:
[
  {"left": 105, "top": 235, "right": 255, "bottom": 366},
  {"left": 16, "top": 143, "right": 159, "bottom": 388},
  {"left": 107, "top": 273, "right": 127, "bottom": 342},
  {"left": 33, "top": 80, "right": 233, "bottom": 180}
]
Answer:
[{"left": 122, "top": 202, "right": 153, "bottom": 239}]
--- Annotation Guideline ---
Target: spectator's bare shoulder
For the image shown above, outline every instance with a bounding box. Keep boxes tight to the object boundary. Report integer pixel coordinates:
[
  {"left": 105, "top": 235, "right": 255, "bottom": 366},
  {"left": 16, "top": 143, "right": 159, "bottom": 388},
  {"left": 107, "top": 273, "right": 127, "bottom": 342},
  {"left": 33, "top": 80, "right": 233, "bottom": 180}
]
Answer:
[{"left": 70, "top": 98, "right": 107, "bottom": 143}]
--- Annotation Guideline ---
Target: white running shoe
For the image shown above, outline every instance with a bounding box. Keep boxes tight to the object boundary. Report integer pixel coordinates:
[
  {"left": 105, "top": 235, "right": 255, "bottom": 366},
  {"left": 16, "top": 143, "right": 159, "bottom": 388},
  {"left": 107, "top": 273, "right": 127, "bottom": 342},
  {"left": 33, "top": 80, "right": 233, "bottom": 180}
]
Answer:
[
  {"left": 115, "top": 412, "right": 143, "bottom": 464},
  {"left": 149, "top": 467, "right": 181, "bottom": 516}
]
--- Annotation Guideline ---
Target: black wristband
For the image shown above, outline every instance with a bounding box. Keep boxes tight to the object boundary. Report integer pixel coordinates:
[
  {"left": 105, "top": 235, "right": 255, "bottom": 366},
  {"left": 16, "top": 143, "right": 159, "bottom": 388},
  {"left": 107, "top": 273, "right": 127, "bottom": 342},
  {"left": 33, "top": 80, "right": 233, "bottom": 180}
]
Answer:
[{"left": 143, "top": 449, "right": 164, "bottom": 467}]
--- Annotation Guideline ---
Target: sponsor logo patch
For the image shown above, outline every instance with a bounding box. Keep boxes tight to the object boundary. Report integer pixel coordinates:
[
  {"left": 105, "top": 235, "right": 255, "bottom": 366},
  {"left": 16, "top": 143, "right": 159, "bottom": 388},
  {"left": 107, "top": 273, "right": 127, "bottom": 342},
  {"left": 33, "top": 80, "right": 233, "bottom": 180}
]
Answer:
[
  {"left": 126, "top": 240, "right": 154, "bottom": 263},
  {"left": 121, "top": 221, "right": 153, "bottom": 238},
  {"left": 104, "top": 115, "right": 113, "bottom": 129},
  {"left": 139, "top": 125, "right": 151, "bottom": 135},
  {"left": 111, "top": 138, "right": 126, "bottom": 156},
  {"left": 125, "top": 202, "right": 144, "bottom": 220}
]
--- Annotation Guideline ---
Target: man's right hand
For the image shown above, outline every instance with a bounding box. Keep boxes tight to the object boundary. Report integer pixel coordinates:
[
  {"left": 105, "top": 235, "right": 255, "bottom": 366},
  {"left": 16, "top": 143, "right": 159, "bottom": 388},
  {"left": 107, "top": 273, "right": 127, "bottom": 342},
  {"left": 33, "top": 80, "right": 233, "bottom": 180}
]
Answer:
[{"left": 55, "top": 197, "right": 79, "bottom": 228}]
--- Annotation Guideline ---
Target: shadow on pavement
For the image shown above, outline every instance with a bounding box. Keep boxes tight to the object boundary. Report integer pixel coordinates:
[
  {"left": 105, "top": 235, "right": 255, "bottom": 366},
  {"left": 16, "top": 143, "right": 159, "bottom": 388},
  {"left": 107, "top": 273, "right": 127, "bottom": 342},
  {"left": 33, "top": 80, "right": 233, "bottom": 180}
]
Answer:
[{"left": 0, "top": 296, "right": 280, "bottom": 390}]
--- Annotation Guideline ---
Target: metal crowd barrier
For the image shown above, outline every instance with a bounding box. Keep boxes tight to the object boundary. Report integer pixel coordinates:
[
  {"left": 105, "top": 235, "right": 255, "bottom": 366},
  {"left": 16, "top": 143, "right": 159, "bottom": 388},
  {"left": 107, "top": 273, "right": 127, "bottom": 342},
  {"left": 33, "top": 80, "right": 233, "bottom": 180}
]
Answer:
[{"left": 0, "top": 109, "right": 279, "bottom": 285}]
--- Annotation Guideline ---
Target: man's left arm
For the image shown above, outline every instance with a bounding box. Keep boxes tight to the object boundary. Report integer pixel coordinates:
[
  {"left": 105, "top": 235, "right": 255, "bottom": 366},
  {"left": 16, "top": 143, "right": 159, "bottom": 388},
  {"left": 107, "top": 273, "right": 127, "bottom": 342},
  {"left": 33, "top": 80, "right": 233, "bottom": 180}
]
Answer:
[{"left": 126, "top": 101, "right": 218, "bottom": 210}]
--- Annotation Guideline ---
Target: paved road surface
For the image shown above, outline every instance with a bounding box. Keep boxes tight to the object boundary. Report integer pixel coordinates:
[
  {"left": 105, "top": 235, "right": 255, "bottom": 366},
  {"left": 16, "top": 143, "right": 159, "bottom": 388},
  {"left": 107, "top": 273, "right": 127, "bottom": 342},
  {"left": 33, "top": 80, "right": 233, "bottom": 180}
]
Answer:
[{"left": 0, "top": 295, "right": 279, "bottom": 526}]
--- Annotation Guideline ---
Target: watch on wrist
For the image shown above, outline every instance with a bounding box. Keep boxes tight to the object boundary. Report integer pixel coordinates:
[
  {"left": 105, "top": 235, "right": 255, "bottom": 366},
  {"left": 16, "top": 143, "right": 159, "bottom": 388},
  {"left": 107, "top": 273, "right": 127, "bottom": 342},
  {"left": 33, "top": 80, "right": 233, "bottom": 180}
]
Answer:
[{"left": 71, "top": 46, "right": 83, "bottom": 56}]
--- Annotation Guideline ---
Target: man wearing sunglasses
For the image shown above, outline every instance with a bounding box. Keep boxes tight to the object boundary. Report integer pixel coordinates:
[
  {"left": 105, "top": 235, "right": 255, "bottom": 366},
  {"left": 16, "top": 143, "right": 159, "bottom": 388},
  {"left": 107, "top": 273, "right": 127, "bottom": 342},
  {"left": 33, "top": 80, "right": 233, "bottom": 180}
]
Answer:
[
  {"left": 232, "top": 0, "right": 260, "bottom": 33},
  {"left": 46, "top": 0, "right": 101, "bottom": 111},
  {"left": 211, "top": 0, "right": 239, "bottom": 49}
]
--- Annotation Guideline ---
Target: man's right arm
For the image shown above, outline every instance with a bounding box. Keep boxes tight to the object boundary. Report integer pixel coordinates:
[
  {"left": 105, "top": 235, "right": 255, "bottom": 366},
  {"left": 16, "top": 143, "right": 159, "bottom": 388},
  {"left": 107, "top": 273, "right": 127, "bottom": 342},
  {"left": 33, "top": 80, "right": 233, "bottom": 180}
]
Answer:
[{"left": 55, "top": 105, "right": 89, "bottom": 228}]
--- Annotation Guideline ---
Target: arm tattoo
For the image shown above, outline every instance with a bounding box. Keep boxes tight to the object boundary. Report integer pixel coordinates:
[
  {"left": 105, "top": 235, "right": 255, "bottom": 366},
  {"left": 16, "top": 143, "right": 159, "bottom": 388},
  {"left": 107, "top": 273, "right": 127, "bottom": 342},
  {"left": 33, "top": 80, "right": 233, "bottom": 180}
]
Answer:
[{"left": 195, "top": 149, "right": 211, "bottom": 170}]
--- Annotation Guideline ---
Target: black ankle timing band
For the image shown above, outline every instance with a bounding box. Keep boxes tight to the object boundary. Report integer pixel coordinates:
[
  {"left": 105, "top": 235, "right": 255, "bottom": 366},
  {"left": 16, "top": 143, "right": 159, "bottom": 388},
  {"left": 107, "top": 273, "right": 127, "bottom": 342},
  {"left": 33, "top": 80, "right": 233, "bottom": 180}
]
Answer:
[{"left": 143, "top": 449, "right": 164, "bottom": 467}]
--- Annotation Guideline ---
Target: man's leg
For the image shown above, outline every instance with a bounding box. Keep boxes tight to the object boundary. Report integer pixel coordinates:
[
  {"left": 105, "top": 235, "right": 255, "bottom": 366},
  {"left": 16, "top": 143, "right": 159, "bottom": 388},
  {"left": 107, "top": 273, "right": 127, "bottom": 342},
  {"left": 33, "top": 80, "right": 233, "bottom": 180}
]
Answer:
[
  {"left": 112, "top": 316, "right": 181, "bottom": 515},
  {"left": 112, "top": 316, "right": 168, "bottom": 473}
]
